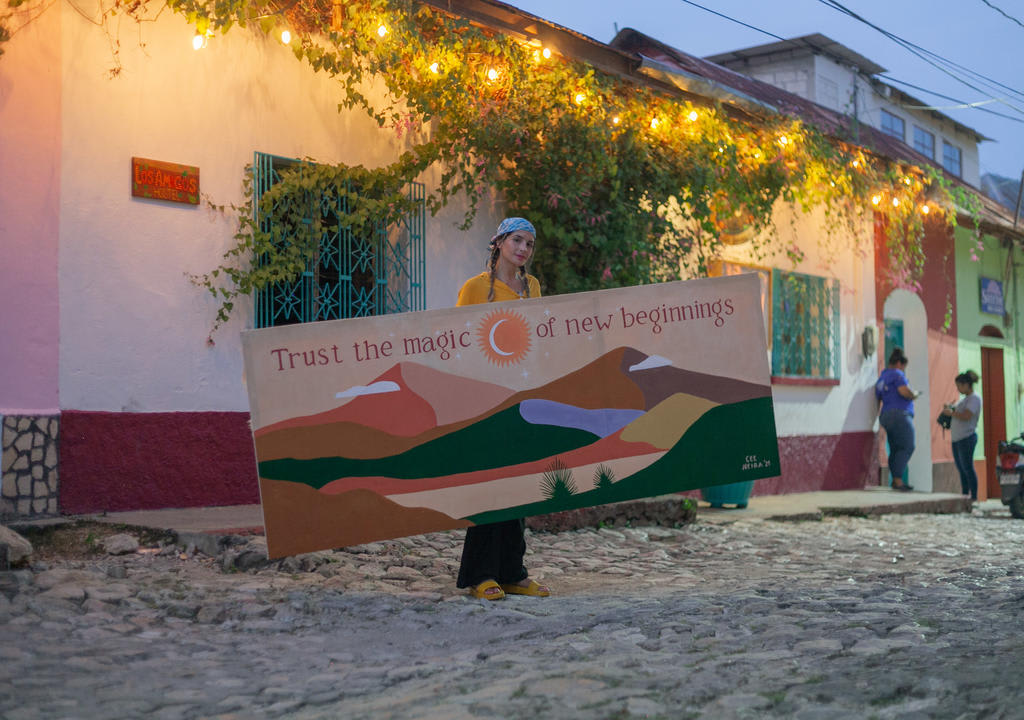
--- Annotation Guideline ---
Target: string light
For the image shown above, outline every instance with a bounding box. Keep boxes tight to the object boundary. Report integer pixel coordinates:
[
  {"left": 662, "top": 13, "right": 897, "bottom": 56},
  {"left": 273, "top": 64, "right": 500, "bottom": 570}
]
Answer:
[
  {"left": 280, "top": 29, "right": 291, "bottom": 44},
  {"left": 650, "top": 117, "right": 660, "bottom": 130},
  {"left": 377, "top": 24, "right": 388, "bottom": 37},
  {"left": 871, "top": 194, "right": 882, "bottom": 206},
  {"left": 574, "top": 92, "right": 586, "bottom": 105},
  {"left": 892, "top": 198, "right": 900, "bottom": 207},
  {"left": 192, "top": 33, "right": 205, "bottom": 50},
  {"left": 542, "top": 47, "right": 552, "bottom": 59},
  {"left": 612, "top": 115, "right": 621, "bottom": 125},
  {"left": 778, "top": 135, "right": 789, "bottom": 146},
  {"left": 852, "top": 160, "right": 860, "bottom": 169},
  {"left": 429, "top": 62, "right": 440, "bottom": 74},
  {"left": 921, "top": 204, "right": 931, "bottom": 215},
  {"left": 487, "top": 67, "right": 499, "bottom": 82},
  {"left": 687, "top": 110, "right": 698, "bottom": 122}
]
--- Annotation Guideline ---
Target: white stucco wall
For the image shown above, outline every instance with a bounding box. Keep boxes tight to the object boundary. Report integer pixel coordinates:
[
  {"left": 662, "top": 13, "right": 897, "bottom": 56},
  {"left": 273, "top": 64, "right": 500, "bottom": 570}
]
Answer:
[
  {"left": 54, "top": 8, "right": 490, "bottom": 413},
  {"left": 717, "top": 203, "right": 879, "bottom": 438}
]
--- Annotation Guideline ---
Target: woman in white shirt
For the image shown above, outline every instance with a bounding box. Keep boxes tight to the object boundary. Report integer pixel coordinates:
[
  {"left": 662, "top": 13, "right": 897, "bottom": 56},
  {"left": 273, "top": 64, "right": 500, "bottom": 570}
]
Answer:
[{"left": 941, "top": 370, "right": 981, "bottom": 501}]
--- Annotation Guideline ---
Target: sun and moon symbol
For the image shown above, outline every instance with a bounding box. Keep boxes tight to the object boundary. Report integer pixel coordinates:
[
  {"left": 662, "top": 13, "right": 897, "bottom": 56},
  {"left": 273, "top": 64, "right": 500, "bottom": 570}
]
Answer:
[{"left": 477, "top": 309, "right": 532, "bottom": 366}]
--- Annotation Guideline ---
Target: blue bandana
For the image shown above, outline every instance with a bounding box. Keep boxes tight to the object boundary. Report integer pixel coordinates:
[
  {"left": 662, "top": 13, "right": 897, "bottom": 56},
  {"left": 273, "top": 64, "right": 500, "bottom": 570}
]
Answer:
[{"left": 493, "top": 217, "right": 535, "bottom": 241}]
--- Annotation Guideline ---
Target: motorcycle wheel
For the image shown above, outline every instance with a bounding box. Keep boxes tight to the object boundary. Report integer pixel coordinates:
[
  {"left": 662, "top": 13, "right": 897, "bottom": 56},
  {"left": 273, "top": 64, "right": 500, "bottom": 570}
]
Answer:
[{"left": 1010, "top": 495, "right": 1024, "bottom": 520}]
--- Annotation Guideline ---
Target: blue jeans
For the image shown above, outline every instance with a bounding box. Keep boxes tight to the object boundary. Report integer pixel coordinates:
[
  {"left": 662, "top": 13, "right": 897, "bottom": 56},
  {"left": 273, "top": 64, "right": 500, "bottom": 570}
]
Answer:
[
  {"left": 952, "top": 433, "right": 979, "bottom": 500},
  {"left": 880, "top": 409, "right": 915, "bottom": 483}
]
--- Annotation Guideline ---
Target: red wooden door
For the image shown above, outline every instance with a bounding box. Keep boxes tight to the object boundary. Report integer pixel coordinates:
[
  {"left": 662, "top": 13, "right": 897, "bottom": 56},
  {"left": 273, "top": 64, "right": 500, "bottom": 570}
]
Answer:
[{"left": 981, "top": 347, "right": 1005, "bottom": 500}]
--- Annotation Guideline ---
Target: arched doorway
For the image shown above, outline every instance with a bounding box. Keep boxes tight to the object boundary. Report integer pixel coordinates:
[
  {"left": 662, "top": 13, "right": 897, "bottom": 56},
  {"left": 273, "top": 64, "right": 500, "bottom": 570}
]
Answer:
[{"left": 882, "top": 290, "right": 932, "bottom": 491}]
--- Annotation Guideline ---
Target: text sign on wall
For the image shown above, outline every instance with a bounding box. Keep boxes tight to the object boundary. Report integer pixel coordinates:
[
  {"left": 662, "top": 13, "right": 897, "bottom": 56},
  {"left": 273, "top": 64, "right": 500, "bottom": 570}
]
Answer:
[
  {"left": 130, "top": 157, "right": 199, "bottom": 205},
  {"left": 980, "top": 277, "right": 1005, "bottom": 316},
  {"left": 241, "top": 274, "right": 780, "bottom": 558}
]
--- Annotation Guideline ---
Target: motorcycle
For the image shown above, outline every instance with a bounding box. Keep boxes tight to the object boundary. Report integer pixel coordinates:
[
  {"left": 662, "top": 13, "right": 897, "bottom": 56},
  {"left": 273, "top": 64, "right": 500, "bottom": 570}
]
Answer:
[{"left": 997, "top": 434, "right": 1024, "bottom": 519}]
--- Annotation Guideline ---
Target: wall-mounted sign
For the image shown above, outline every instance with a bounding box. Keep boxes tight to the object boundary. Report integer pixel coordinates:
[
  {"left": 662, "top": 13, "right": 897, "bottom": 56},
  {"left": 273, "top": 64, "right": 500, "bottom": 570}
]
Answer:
[
  {"left": 131, "top": 157, "right": 199, "bottom": 205},
  {"left": 980, "top": 277, "right": 1005, "bottom": 316}
]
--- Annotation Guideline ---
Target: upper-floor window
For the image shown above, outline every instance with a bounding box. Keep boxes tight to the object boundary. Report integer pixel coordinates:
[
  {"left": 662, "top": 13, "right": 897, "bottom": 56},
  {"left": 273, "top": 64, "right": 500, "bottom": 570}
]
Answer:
[
  {"left": 252, "top": 152, "right": 426, "bottom": 328},
  {"left": 880, "top": 109, "right": 905, "bottom": 141},
  {"left": 943, "top": 141, "right": 962, "bottom": 177},
  {"left": 913, "top": 126, "right": 935, "bottom": 160}
]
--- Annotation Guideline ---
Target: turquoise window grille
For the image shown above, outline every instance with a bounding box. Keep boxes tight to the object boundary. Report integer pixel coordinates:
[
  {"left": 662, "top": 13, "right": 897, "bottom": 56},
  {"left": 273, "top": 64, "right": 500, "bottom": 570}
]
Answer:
[
  {"left": 253, "top": 152, "right": 426, "bottom": 328},
  {"left": 771, "top": 270, "right": 840, "bottom": 380}
]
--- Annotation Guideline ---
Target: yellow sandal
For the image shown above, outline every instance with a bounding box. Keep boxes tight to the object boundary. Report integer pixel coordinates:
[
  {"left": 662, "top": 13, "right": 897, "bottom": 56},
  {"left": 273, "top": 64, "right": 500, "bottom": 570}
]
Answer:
[
  {"left": 500, "top": 579, "right": 550, "bottom": 597},
  {"left": 469, "top": 579, "right": 505, "bottom": 601}
]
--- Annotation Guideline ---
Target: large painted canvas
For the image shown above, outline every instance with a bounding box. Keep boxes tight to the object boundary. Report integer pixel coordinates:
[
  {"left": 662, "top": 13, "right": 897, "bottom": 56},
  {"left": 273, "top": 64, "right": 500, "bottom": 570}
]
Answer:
[{"left": 242, "top": 274, "right": 779, "bottom": 558}]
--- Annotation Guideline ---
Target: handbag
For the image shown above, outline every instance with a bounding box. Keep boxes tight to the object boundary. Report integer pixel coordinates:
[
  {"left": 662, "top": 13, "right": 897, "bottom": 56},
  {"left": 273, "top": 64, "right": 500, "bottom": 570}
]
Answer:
[{"left": 936, "top": 410, "right": 952, "bottom": 430}]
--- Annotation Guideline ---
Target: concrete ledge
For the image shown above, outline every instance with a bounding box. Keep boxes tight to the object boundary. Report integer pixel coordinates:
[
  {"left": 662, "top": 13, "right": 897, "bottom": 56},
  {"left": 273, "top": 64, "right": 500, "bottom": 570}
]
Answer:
[{"left": 817, "top": 496, "right": 972, "bottom": 518}]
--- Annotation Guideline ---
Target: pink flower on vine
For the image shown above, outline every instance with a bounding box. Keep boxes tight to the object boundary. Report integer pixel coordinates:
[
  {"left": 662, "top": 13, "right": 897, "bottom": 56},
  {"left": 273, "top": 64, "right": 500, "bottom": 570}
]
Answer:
[
  {"left": 547, "top": 192, "right": 562, "bottom": 209},
  {"left": 602, "top": 267, "right": 612, "bottom": 281}
]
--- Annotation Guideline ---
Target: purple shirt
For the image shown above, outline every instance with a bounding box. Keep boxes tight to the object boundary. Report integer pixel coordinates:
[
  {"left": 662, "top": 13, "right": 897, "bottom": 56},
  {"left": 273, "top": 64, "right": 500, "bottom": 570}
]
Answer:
[{"left": 876, "top": 367, "right": 913, "bottom": 416}]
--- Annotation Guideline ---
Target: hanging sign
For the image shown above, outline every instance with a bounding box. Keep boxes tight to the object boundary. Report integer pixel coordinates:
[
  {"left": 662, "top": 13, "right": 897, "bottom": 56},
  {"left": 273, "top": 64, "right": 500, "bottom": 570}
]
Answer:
[
  {"left": 980, "top": 277, "right": 1005, "bottom": 316},
  {"left": 241, "top": 274, "right": 780, "bottom": 558},
  {"left": 130, "top": 157, "right": 199, "bottom": 205}
]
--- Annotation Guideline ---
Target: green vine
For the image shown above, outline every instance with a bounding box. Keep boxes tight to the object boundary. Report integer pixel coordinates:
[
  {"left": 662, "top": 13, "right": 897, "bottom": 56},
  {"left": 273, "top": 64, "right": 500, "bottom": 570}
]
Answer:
[{"left": 2, "top": 0, "right": 983, "bottom": 333}]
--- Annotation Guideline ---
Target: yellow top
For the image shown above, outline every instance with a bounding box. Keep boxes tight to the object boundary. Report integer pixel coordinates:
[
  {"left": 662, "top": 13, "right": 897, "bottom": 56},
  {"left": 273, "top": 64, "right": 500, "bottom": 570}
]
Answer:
[{"left": 456, "top": 272, "right": 542, "bottom": 306}]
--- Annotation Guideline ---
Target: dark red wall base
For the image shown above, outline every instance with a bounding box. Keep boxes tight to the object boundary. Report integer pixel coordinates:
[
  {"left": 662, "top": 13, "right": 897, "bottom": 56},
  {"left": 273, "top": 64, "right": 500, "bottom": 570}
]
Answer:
[
  {"left": 753, "top": 431, "right": 880, "bottom": 496},
  {"left": 59, "top": 411, "right": 260, "bottom": 514},
  {"left": 58, "top": 410, "right": 879, "bottom": 513}
]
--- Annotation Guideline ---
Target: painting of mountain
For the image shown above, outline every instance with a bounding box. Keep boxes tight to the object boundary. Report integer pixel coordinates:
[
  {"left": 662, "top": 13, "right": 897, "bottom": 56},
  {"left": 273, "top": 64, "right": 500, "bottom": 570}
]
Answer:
[
  {"left": 255, "top": 346, "right": 774, "bottom": 524},
  {"left": 259, "top": 478, "right": 471, "bottom": 558},
  {"left": 254, "top": 346, "right": 770, "bottom": 463},
  {"left": 242, "top": 273, "right": 780, "bottom": 557}
]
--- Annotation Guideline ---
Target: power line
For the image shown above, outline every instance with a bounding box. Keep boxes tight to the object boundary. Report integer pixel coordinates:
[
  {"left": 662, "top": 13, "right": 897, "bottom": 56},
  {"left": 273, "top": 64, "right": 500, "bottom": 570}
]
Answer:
[
  {"left": 980, "top": 0, "right": 1024, "bottom": 30},
  {"left": 677, "top": 0, "right": 786, "bottom": 42},
  {"left": 816, "top": 0, "right": 1024, "bottom": 117},
  {"left": 676, "top": 0, "right": 1024, "bottom": 125},
  {"left": 880, "top": 75, "right": 1024, "bottom": 124}
]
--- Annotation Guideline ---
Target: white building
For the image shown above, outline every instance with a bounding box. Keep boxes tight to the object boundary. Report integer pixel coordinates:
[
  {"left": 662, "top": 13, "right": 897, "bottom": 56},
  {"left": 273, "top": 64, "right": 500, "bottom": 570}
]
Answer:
[{"left": 705, "top": 34, "right": 988, "bottom": 187}]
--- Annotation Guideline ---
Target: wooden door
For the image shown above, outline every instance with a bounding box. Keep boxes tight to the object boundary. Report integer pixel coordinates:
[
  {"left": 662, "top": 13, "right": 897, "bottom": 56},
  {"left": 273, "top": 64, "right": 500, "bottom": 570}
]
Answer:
[{"left": 981, "top": 347, "right": 1006, "bottom": 500}]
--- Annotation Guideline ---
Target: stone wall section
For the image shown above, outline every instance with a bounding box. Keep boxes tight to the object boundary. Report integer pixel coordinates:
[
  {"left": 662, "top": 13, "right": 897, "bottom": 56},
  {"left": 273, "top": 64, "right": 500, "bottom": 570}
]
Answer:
[{"left": 1, "top": 415, "right": 59, "bottom": 519}]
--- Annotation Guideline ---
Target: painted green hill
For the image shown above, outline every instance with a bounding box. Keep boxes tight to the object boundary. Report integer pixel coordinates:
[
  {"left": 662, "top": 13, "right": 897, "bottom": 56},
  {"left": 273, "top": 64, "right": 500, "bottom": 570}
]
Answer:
[
  {"left": 258, "top": 404, "right": 601, "bottom": 490},
  {"left": 466, "top": 396, "right": 778, "bottom": 524}
]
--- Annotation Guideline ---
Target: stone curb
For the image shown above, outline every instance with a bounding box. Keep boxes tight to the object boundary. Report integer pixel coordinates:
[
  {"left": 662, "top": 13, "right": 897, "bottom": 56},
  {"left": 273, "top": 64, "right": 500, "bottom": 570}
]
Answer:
[{"left": 526, "top": 496, "right": 698, "bottom": 533}]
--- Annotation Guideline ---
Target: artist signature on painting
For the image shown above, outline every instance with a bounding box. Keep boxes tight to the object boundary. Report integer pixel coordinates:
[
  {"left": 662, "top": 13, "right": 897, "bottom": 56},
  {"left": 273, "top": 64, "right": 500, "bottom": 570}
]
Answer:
[{"left": 741, "top": 455, "right": 772, "bottom": 471}]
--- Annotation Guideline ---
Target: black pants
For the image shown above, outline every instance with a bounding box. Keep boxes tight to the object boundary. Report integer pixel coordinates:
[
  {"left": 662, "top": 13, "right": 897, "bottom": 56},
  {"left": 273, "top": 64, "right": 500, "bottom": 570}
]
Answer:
[{"left": 456, "top": 519, "right": 528, "bottom": 588}]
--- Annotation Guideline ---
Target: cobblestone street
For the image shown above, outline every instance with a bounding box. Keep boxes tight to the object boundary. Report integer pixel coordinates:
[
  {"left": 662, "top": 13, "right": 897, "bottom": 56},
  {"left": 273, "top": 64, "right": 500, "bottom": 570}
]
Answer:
[{"left": 2, "top": 506, "right": 1023, "bottom": 719}]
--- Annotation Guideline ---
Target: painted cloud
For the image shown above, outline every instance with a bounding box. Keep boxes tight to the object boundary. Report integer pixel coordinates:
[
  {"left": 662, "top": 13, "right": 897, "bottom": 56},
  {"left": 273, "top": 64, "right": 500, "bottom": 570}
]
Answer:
[{"left": 335, "top": 380, "right": 401, "bottom": 399}]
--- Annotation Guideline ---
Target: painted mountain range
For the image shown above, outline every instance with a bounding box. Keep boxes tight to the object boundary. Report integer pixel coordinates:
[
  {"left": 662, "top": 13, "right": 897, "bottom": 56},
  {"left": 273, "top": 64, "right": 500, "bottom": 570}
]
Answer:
[{"left": 255, "top": 346, "right": 779, "bottom": 557}]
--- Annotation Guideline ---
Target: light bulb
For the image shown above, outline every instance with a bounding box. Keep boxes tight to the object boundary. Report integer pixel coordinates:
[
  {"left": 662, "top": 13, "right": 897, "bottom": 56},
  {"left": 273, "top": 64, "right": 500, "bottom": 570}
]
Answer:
[
  {"left": 650, "top": 117, "right": 660, "bottom": 129},
  {"left": 921, "top": 204, "right": 931, "bottom": 215},
  {"left": 687, "top": 110, "right": 698, "bottom": 122},
  {"left": 429, "top": 62, "right": 439, "bottom": 74},
  {"left": 779, "top": 135, "right": 789, "bottom": 146},
  {"left": 574, "top": 92, "right": 585, "bottom": 105},
  {"left": 871, "top": 195, "right": 882, "bottom": 206},
  {"left": 487, "top": 68, "right": 499, "bottom": 82},
  {"left": 542, "top": 47, "right": 552, "bottom": 59},
  {"left": 892, "top": 198, "right": 900, "bottom": 207},
  {"left": 377, "top": 24, "right": 388, "bottom": 37},
  {"left": 280, "top": 29, "right": 291, "bottom": 44},
  {"left": 612, "top": 115, "right": 621, "bottom": 125},
  {"left": 192, "top": 33, "right": 205, "bottom": 50}
]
